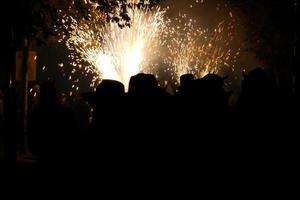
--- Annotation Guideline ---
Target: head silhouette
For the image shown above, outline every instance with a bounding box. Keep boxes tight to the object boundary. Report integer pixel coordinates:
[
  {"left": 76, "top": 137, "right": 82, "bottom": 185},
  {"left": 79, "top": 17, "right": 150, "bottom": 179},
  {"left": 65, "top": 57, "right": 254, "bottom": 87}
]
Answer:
[
  {"left": 201, "top": 74, "right": 226, "bottom": 90},
  {"left": 128, "top": 73, "right": 159, "bottom": 96},
  {"left": 39, "top": 82, "right": 60, "bottom": 107},
  {"left": 180, "top": 74, "right": 195, "bottom": 88},
  {"left": 96, "top": 80, "right": 125, "bottom": 98},
  {"left": 243, "top": 68, "right": 268, "bottom": 91}
]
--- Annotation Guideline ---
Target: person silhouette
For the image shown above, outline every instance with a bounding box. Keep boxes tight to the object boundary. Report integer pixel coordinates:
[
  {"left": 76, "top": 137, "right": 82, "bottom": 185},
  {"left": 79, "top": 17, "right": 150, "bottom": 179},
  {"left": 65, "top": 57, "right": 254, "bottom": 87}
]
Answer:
[{"left": 27, "top": 82, "right": 76, "bottom": 165}]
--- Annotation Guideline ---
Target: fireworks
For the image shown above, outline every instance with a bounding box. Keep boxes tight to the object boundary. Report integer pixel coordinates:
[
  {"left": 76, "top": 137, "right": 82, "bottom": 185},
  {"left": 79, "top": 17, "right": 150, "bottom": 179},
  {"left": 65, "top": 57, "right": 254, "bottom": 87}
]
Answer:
[
  {"left": 163, "top": 14, "right": 238, "bottom": 80},
  {"left": 57, "top": 0, "right": 240, "bottom": 90},
  {"left": 61, "top": 3, "right": 165, "bottom": 89},
  {"left": 88, "top": 7, "right": 165, "bottom": 88}
]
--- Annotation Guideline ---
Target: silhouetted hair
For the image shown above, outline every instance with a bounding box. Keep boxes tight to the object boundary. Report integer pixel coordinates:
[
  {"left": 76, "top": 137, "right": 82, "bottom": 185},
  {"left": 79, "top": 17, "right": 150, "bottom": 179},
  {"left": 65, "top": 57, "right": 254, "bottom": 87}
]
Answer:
[{"left": 128, "top": 73, "right": 159, "bottom": 96}]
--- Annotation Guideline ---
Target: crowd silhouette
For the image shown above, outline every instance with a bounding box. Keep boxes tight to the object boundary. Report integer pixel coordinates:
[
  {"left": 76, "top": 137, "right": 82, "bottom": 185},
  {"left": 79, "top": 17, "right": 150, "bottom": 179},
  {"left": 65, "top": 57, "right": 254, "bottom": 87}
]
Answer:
[
  {"left": 27, "top": 82, "right": 76, "bottom": 166},
  {"left": 22, "top": 67, "right": 296, "bottom": 181}
]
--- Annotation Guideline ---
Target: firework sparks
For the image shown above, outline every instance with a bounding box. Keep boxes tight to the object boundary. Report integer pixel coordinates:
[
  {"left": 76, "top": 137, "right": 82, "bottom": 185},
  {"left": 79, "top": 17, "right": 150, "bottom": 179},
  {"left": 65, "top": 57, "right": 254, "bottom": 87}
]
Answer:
[
  {"left": 163, "top": 13, "right": 238, "bottom": 80},
  {"left": 62, "top": 4, "right": 166, "bottom": 89},
  {"left": 57, "top": 0, "right": 240, "bottom": 90}
]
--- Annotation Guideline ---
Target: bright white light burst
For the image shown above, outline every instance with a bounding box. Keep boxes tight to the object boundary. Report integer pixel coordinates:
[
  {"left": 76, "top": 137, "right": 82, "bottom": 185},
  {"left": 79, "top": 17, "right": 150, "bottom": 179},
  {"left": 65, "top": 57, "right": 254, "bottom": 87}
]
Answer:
[{"left": 64, "top": 5, "right": 166, "bottom": 89}]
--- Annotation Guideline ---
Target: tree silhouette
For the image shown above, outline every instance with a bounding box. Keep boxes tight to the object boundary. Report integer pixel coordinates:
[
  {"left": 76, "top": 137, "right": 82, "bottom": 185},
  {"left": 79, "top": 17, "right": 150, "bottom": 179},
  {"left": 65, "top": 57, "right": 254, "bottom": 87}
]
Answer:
[{"left": 229, "top": 0, "right": 297, "bottom": 91}]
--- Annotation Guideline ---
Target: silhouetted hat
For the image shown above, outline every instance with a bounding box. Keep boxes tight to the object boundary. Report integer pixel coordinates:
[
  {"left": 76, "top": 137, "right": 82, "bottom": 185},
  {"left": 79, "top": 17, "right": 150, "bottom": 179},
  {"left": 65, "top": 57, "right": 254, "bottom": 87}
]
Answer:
[
  {"left": 180, "top": 74, "right": 195, "bottom": 88},
  {"left": 95, "top": 80, "right": 125, "bottom": 98}
]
